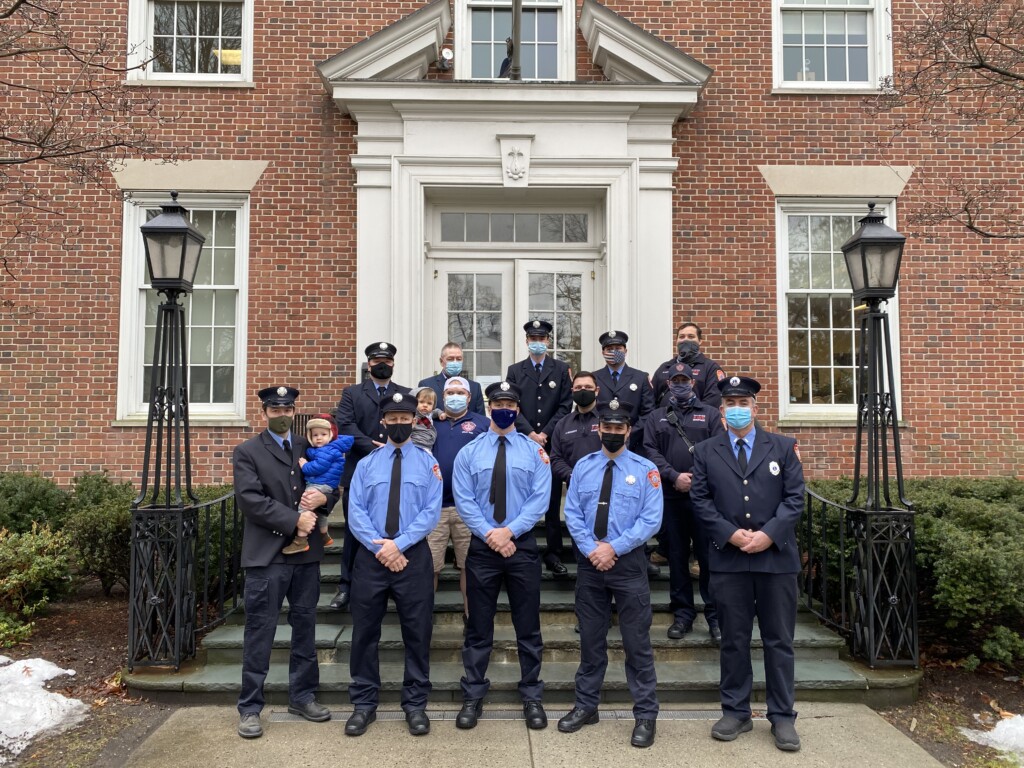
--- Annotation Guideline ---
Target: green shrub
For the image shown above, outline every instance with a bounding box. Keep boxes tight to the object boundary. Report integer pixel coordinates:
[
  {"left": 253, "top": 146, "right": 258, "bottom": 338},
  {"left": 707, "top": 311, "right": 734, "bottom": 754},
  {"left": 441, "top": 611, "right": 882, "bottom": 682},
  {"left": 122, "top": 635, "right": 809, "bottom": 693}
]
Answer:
[
  {"left": 70, "top": 471, "right": 136, "bottom": 511},
  {"left": 0, "top": 524, "right": 73, "bottom": 647},
  {"left": 0, "top": 473, "right": 70, "bottom": 533},
  {"left": 65, "top": 498, "right": 132, "bottom": 597}
]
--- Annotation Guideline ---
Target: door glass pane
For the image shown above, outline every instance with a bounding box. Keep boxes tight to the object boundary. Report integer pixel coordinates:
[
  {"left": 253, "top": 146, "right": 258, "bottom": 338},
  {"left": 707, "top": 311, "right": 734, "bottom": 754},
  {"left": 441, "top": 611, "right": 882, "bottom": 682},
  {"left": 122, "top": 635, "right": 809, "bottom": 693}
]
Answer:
[
  {"left": 447, "top": 272, "right": 504, "bottom": 385},
  {"left": 529, "top": 273, "right": 554, "bottom": 311},
  {"left": 530, "top": 270, "right": 584, "bottom": 373}
]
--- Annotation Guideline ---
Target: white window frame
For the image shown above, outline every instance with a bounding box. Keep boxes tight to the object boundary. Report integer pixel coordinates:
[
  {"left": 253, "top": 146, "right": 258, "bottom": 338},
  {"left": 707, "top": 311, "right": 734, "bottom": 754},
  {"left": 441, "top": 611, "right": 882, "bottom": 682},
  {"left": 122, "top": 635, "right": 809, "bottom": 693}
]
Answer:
[
  {"left": 775, "top": 198, "right": 902, "bottom": 423},
  {"left": 116, "top": 192, "right": 250, "bottom": 423},
  {"left": 454, "top": 0, "right": 576, "bottom": 81},
  {"left": 772, "top": 0, "right": 892, "bottom": 92},
  {"left": 127, "top": 0, "right": 254, "bottom": 85}
]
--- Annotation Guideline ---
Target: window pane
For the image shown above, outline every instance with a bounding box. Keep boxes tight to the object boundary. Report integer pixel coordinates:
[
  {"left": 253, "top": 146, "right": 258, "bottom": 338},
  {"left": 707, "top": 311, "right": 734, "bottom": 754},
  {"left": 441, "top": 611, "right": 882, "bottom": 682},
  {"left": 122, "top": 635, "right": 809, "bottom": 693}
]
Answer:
[
  {"left": 790, "top": 368, "right": 810, "bottom": 404},
  {"left": 833, "top": 331, "right": 854, "bottom": 365},
  {"left": 145, "top": 290, "right": 160, "bottom": 324},
  {"left": 472, "top": 43, "right": 492, "bottom": 78},
  {"left": 199, "top": 2, "right": 220, "bottom": 35},
  {"left": 214, "top": 290, "right": 236, "bottom": 325},
  {"left": 788, "top": 296, "right": 808, "bottom": 328},
  {"left": 153, "top": 36, "right": 174, "bottom": 72},
  {"left": 477, "top": 313, "right": 502, "bottom": 347},
  {"left": 849, "top": 46, "right": 869, "bottom": 81},
  {"left": 145, "top": 326, "right": 156, "bottom": 360},
  {"left": 522, "top": 10, "right": 536, "bottom": 42},
  {"left": 441, "top": 213, "right": 464, "bottom": 242},
  {"left": 789, "top": 330, "right": 809, "bottom": 365},
  {"left": 191, "top": 327, "right": 212, "bottom": 364},
  {"left": 833, "top": 252, "right": 851, "bottom": 289},
  {"left": 213, "top": 250, "right": 234, "bottom": 284},
  {"left": 811, "top": 252, "right": 832, "bottom": 288},
  {"left": 811, "top": 368, "right": 832, "bottom": 403},
  {"left": 809, "top": 295, "right": 830, "bottom": 327},
  {"left": 176, "top": 2, "right": 197, "bottom": 35},
  {"left": 466, "top": 213, "right": 489, "bottom": 241},
  {"left": 515, "top": 213, "right": 538, "bottom": 242},
  {"left": 557, "top": 313, "right": 582, "bottom": 351},
  {"left": 558, "top": 351, "right": 581, "bottom": 374},
  {"left": 212, "top": 366, "right": 234, "bottom": 402},
  {"left": 222, "top": 3, "right": 242, "bottom": 37},
  {"left": 537, "top": 44, "right": 557, "bottom": 79},
  {"left": 475, "top": 351, "right": 502, "bottom": 380},
  {"left": 788, "top": 216, "right": 808, "bottom": 250},
  {"left": 191, "top": 367, "right": 211, "bottom": 402},
  {"left": 805, "top": 46, "right": 825, "bottom": 79},
  {"left": 810, "top": 330, "right": 831, "bottom": 366},
  {"left": 213, "top": 327, "right": 234, "bottom": 364},
  {"left": 834, "top": 368, "right": 855, "bottom": 403},
  {"left": 789, "top": 251, "right": 809, "bottom": 289},
  {"left": 476, "top": 274, "right": 502, "bottom": 311},
  {"left": 564, "top": 214, "right": 587, "bottom": 242},
  {"left": 804, "top": 12, "right": 823, "bottom": 44},
  {"left": 471, "top": 9, "right": 490, "bottom": 39},
  {"left": 174, "top": 37, "right": 194, "bottom": 71},
  {"left": 556, "top": 274, "right": 581, "bottom": 312},
  {"left": 826, "top": 46, "right": 847, "bottom": 80},
  {"left": 831, "top": 295, "right": 852, "bottom": 327},
  {"left": 448, "top": 313, "right": 474, "bottom": 346},
  {"left": 154, "top": 2, "right": 175, "bottom": 34},
  {"left": 537, "top": 9, "right": 557, "bottom": 41},
  {"left": 191, "top": 290, "right": 214, "bottom": 325},
  {"left": 194, "top": 248, "right": 213, "bottom": 284},
  {"left": 199, "top": 38, "right": 218, "bottom": 73},
  {"left": 809, "top": 216, "right": 831, "bottom": 252},
  {"left": 848, "top": 12, "right": 868, "bottom": 44},
  {"left": 448, "top": 274, "right": 473, "bottom": 311},
  {"left": 529, "top": 272, "right": 554, "bottom": 311},
  {"left": 494, "top": 9, "right": 512, "bottom": 38},
  {"left": 214, "top": 209, "right": 236, "bottom": 245},
  {"left": 491, "top": 213, "right": 514, "bottom": 242},
  {"left": 540, "top": 214, "right": 563, "bottom": 242},
  {"left": 825, "top": 11, "right": 845, "bottom": 44},
  {"left": 783, "top": 47, "right": 804, "bottom": 81}
]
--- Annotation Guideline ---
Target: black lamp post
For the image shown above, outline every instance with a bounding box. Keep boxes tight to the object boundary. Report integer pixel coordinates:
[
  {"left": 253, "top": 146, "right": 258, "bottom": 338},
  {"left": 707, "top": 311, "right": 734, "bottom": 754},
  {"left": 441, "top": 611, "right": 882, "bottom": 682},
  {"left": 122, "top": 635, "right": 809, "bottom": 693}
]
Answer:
[
  {"left": 129, "top": 191, "right": 206, "bottom": 670},
  {"left": 840, "top": 202, "right": 917, "bottom": 667}
]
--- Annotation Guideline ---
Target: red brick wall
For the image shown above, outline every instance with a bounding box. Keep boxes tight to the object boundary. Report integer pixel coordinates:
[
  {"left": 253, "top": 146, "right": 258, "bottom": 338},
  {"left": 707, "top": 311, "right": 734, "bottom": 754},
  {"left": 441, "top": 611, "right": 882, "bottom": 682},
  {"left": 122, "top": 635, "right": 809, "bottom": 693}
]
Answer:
[{"left": 1, "top": 0, "right": 1020, "bottom": 489}]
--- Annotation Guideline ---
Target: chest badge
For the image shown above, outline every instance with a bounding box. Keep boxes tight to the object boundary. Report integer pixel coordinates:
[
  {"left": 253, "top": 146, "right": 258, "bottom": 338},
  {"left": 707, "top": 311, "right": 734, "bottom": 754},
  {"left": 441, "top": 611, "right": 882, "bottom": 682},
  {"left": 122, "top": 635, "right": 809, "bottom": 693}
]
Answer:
[
  {"left": 629, "top": 382, "right": 637, "bottom": 391},
  {"left": 548, "top": 380, "right": 556, "bottom": 388},
  {"left": 625, "top": 475, "right": 636, "bottom": 485},
  {"left": 769, "top": 461, "right": 780, "bottom": 476}
]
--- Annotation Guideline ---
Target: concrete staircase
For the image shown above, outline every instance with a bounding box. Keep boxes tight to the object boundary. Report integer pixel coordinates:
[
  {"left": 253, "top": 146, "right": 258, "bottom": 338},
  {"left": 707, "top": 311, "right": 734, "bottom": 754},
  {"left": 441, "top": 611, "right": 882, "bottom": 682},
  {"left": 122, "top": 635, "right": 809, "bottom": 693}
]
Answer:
[{"left": 124, "top": 521, "right": 921, "bottom": 708}]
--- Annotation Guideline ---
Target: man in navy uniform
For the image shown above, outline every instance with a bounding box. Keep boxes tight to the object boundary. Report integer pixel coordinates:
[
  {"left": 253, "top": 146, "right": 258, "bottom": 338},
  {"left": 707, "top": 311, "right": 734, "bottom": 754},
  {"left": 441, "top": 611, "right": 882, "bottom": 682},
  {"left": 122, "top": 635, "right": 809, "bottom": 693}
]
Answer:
[
  {"left": 549, "top": 371, "right": 602, "bottom": 489},
  {"left": 559, "top": 399, "right": 663, "bottom": 748},
  {"left": 427, "top": 376, "right": 490, "bottom": 621},
  {"left": 452, "top": 380, "right": 552, "bottom": 731},
  {"left": 417, "top": 341, "right": 486, "bottom": 416},
  {"left": 505, "top": 319, "right": 573, "bottom": 576},
  {"left": 592, "top": 330, "right": 654, "bottom": 453},
  {"left": 331, "top": 341, "right": 411, "bottom": 611},
  {"left": 643, "top": 362, "right": 725, "bottom": 642},
  {"left": 344, "top": 392, "right": 442, "bottom": 737},
  {"left": 651, "top": 322, "right": 726, "bottom": 409},
  {"left": 234, "top": 386, "right": 338, "bottom": 739},
  {"left": 690, "top": 375, "right": 805, "bottom": 752}
]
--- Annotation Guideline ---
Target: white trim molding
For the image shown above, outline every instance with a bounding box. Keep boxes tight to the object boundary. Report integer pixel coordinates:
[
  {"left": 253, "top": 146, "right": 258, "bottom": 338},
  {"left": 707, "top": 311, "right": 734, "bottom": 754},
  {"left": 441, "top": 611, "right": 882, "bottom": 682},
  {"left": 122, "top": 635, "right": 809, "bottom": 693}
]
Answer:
[
  {"left": 111, "top": 159, "right": 269, "bottom": 192},
  {"left": 759, "top": 165, "right": 914, "bottom": 198}
]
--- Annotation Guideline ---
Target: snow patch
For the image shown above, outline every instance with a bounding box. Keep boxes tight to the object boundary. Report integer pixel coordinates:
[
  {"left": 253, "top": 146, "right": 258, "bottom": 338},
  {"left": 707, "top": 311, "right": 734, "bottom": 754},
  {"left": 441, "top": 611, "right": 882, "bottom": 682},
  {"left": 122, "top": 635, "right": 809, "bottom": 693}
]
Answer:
[
  {"left": 0, "top": 655, "right": 89, "bottom": 765},
  {"left": 962, "top": 714, "right": 1024, "bottom": 765}
]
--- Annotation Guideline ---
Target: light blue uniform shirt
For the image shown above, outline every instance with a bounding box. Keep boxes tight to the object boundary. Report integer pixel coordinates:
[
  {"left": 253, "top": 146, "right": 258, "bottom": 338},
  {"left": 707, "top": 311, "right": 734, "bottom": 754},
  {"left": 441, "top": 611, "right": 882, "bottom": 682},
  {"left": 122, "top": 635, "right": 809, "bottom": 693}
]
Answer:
[
  {"left": 564, "top": 449, "right": 664, "bottom": 558},
  {"left": 348, "top": 442, "right": 442, "bottom": 554},
  {"left": 731, "top": 426, "right": 757, "bottom": 463},
  {"left": 452, "top": 429, "right": 552, "bottom": 540}
]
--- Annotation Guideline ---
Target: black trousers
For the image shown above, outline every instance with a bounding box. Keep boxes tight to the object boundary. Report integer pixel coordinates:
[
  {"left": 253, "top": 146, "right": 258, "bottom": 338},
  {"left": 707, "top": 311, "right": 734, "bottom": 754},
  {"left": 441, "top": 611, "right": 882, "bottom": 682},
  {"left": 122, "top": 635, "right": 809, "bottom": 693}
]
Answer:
[
  {"left": 664, "top": 495, "right": 716, "bottom": 627},
  {"left": 238, "top": 561, "right": 320, "bottom": 715},
  {"left": 544, "top": 464, "right": 565, "bottom": 559},
  {"left": 349, "top": 540, "right": 434, "bottom": 712},
  {"left": 461, "top": 533, "right": 544, "bottom": 702},
  {"left": 574, "top": 547, "right": 658, "bottom": 718},
  {"left": 711, "top": 570, "right": 798, "bottom": 724}
]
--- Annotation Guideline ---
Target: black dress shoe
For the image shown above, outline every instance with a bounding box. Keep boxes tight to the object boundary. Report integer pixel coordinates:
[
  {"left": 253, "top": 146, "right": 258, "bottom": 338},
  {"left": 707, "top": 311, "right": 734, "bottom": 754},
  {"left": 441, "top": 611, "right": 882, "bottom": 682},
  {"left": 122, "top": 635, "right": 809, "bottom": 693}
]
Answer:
[
  {"left": 345, "top": 709, "right": 376, "bottom": 737},
  {"left": 771, "top": 720, "right": 801, "bottom": 751},
  {"left": 406, "top": 709, "right": 430, "bottom": 736},
  {"left": 545, "top": 556, "right": 569, "bottom": 576},
  {"left": 631, "top": 718, "right": 656, "bottom": 748},
  {"left": 523, "top": 701, "right": 548, "bottom": 729},
  {"left": 646, "top": 561, "right": 661, "bottom": 577},
  {"left": 456, "top": 699, "right": 483, "bottom": 729},
  {"left": 329, "top": 588, "right": 350, "bottom": 610},
  {"left": 287, "top": 699, "right": 331, "bottom": 722},
  {"left": 667, "top": 621, "right": 693, "bottom": 639},
  {"left": 708, "top": 624, "right": 722, "bottom": 643},
  {"left": 557, "top": 707, "right": 599, "bottom": 733}
]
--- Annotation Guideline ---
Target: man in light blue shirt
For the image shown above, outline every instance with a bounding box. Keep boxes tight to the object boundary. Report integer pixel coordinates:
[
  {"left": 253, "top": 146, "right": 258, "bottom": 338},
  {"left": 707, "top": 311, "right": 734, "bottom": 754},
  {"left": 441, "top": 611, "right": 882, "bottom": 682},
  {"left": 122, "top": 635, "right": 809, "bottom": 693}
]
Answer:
[
  {"left": 344, "top": 392, "right": 442, "bottom": 738},
  {"left": 559, "top": 398, "right": 663, "bottom": 748},
  {"left": 452, "top": 380, "right": 552, "bottom": 731}
]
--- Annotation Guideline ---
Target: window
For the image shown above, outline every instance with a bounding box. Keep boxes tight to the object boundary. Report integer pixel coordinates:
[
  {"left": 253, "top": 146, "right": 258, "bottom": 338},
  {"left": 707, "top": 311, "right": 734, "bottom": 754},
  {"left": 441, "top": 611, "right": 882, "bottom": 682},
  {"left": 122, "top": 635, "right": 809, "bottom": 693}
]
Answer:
[
  {"left": 776, "top": 201, "right": 900, "bottom": 419},
  {"left": 128, "top": 0, "right": 254, "bottom": 83},
  {"left": 456, "top": 0, "right": 575, "bottom": 80},
  {"left": 118, "top": 194, "right": 249, "bottom": 422},
  {"left": 773, "top": 0, "right": 890, "bottom": 90},
  {"left": 526, "top": 270, "right": 583, "bottom": 373},
  {"left": 440, "top": 212, "right": 588, "bottom": 243}
]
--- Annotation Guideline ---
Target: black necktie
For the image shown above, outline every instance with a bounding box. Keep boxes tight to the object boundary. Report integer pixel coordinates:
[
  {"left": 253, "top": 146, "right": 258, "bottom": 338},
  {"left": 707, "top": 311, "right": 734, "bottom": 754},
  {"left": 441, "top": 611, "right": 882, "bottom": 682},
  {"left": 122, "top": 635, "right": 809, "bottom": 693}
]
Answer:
[
  {"left": 377, "top": 385, "right": 386, "bottom": 398},
  {"left": 385, "top": 449, "right": 402, "bottom": 537},
  {"left": 490, "top": 435, "right": 507, "bottom": 523},
  {"left": 736, "top": 438, "right": 748, "bottom": 474},
  {"left": 283, "top": 439, "right": 291, "bottom": 455},
  {"left": 535, "top": 363, "right": 542, "bottom": 374},
  {"left": 595, "top": 459, "right": 614, "bottom": 540},
  {"left": 611, "top": 370, "right": 619, "bottom": 384}
]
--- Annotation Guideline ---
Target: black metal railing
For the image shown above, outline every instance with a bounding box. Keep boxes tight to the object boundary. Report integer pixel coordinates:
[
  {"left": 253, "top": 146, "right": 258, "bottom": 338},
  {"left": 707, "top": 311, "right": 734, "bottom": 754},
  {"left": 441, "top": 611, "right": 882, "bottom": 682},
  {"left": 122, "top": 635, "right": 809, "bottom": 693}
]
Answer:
[
  {"left": 128, "top": 491, "right": 243, "bottom": 671},
  {"left": 800, "top": 489, "right": 918, "bottom": 668}
]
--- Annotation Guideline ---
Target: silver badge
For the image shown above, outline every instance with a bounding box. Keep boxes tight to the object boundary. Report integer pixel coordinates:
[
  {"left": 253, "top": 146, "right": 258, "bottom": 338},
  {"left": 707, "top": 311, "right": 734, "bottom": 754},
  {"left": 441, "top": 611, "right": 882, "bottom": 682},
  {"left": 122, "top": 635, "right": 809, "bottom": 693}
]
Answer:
[
  {"left": 607, "top": 330, "right": 616, "bottom": 338},
  {"left": 625, "top": 475, "right": 636, "bottom": 485},
  {"left": 392, "top": 393, "right": 403, "bottom": 402},
  {"left": 548, "top": 380, "right": 556, "bottom": 389},
  {"left": 609, "top": 399, "right": 620, "bottom": 411},
  {"left": 532, "top": 320, "right": 541, "bottom": 328},
  {"left": 629, "top": 383, "right": 638, "bottom": 391},
  {"left": 730, "top": 376, "right": 740, "bottom": 386},
  {"left": 379, "top": 342, "right": 388, "bottom": 350},
  {"left": 276, "top": 387, "right": 287, "bottom": 396},
  {"left": 769, "top": 461, "right": 780, "bottom": 476},
  {"left": 500, "top": 382, "right": 510, "bottom": 391}
]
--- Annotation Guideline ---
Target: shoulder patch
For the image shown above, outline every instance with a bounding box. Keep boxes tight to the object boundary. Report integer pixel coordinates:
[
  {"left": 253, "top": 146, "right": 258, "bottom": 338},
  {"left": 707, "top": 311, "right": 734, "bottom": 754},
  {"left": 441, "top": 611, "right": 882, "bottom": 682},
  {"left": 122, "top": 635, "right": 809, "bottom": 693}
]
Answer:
[
  {"left": 432, "top": 463, "right": 443, "bottom": 481},
  {"left": 539, "top": 448, "right": 550, "bottom": 465},
  {"left": 647, "top": 469, "right": 661, "bottom": 489},
  {"left": 793, "top": 442, "right": 802, "bottom": 463},
  {"left": 716, "top": 369, "right": 726, "bottom": 380}
]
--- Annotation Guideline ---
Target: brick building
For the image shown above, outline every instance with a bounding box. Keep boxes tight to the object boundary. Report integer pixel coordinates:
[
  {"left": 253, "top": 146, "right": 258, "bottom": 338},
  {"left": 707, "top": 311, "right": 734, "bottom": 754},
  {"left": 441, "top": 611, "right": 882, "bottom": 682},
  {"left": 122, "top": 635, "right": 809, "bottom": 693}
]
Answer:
[{"left": 1, "top": 0, "right": 1021, "bottom": 485}]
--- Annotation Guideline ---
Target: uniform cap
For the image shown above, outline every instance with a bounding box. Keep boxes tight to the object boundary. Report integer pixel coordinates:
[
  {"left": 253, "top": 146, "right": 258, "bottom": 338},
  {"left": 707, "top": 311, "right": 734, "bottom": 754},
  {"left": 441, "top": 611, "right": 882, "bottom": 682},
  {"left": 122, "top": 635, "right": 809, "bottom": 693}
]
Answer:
[
  {"left": 597, "top": 398, "right": 630, "bottom": 424},
  {"left": 381, "top": 392, "right": 417, "bottom": 414},
  {"left": 485, "top": 380, "right": 521, "bottom": 403},
  {"left": 523, "top": 319, "right": 553, "bottom": 337},
  {"left": 365, "top": 341, "right": 397, "bottom": 359},
  {"left": 258, "top": 386, "right": 299, "bottom": 407},
  {"left": 599, "top": 330, "right": 629, "bottom": 347},
  {"left": 668, "top": 362, "right": 694, "bottom": 381},
  {"left": 717, "top": 375, "right": 761, "bottom": 398}
]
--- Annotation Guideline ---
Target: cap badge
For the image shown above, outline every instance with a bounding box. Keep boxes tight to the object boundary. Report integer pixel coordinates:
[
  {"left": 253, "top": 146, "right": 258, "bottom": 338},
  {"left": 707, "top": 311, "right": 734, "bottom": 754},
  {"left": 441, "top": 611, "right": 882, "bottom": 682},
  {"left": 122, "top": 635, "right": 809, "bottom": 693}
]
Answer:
[
  {"left": 276, "top": 387, "right": 287, "bottom": 396},
  {"left": 730, "top": 376, "right": 741, "bottom": 386},
  {"left": 392, "top": 393, "right": 403, "bottom": 402},
  {"left": 500, "top": 382, "right": 510, "bottom": 391},
  {"left": 607, "top": 330, "right": 616, "bottom": 338},
  {"left": 532, "top": 320, "right": 541, "bottom": 328},
  {"left": 609, "top": 399, "right": 620, "bottom": 411},
  {"left": 379, "top": 342, "right": 388, "bottom": 349},
  {"left": 625, "top": 475, "right": 636, "bottom": 485}
]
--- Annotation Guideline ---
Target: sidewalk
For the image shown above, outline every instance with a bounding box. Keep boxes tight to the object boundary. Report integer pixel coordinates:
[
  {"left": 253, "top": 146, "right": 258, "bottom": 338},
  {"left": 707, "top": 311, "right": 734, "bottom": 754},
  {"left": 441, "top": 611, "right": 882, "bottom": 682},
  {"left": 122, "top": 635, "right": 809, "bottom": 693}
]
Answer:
[{"left": 123, "top": 703, "right": 942, "bottom": 768}]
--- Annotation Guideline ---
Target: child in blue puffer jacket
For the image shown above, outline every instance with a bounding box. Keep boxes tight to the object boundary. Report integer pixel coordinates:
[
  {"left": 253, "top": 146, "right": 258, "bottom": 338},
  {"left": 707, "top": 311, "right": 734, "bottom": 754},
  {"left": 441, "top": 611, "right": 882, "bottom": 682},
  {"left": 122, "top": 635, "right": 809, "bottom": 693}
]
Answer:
[{"left": 283, "top": 415, "right": 354, "bottom": 554}]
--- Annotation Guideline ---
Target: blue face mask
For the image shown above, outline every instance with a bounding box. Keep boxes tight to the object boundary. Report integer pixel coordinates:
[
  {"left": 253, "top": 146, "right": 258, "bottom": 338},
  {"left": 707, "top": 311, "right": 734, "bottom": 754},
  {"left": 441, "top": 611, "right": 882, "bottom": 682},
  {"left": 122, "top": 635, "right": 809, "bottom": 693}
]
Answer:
[
  {"left": 444, "top": 394, "right": 468, "bottom": 413},
  {"left": 444, "top": 360, "right": 463, "bottom": 376},
  {"left": 724, "top": 406, "right": 753, "bottom": 430},
  {"left": 527, "top": 341, "right": 547, "bottom": 356},
  {"left": 491, "top": 408, "right": 518, "bottom": 430}
]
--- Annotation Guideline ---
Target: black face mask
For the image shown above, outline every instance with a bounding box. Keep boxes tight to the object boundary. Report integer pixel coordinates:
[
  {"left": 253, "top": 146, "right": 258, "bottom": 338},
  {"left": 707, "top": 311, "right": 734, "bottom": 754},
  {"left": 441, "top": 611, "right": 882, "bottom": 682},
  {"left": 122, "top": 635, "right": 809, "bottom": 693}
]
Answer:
[
  {"left": 677, "top": 340, "right": 700, "bottom": 363},
  {"left": 370, "top": 361, "right": 393, "bottom": 380},
  {"left": 572, "top": 390, "right": 597, "bottom": 408},
  {"left": 600, "top": 432, "right": 626, "bottom": 452},
  {"left": 386, "top": 423, "right": 413, "bottom": 444}
]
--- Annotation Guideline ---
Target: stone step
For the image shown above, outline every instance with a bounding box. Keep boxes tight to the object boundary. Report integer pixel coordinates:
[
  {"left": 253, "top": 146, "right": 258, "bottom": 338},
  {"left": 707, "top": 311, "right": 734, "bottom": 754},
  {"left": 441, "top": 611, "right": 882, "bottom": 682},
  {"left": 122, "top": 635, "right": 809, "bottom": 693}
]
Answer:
[
  {"left": 201, "top": 617, "right": 845, "bottom": 666},
  {"left": 125, "top": 656, "right": 921, "bottom": 708},
  {"left": 317, "top": 562, "right": 661, "bottom": 588}
]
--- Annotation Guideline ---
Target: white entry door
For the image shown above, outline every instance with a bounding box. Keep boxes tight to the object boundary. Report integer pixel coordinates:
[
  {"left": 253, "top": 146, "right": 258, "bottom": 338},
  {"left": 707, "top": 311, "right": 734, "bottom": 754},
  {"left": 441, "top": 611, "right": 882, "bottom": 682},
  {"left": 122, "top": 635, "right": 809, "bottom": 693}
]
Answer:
[{"left": 428, "top": 259, "right": 603, "bottom": 385}]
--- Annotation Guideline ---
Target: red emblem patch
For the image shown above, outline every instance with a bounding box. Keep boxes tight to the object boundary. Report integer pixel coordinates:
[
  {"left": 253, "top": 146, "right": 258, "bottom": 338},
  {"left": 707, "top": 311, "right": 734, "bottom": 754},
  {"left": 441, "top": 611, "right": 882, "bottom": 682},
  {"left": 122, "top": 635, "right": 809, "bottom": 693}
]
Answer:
[
  {"left": 590, "top": 423, "right": 599, "bottom": 432},
  {"left": 539, "top": 448, "right": 550, "bottom": 464},
  {"left": 647, "top": 469, "right": 661, "bottom": 489},
  {"left": 793, "top": 443, "right": 802, "bottom": 462},
  {"left": 716, "top": 370, "right": 726, "bottom": 381},
  {"left": 432, "top": 464, "right": 443, "bottom": 481},
  {"left": 691, "top": 368, "right": 701, "bottom": 376},
  {"left": 692, "top": 413, "right": 706, "bottom": 423},
  {"left": 461, "top": 422, "right": 477, "bottom": 432}
]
